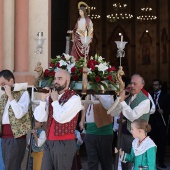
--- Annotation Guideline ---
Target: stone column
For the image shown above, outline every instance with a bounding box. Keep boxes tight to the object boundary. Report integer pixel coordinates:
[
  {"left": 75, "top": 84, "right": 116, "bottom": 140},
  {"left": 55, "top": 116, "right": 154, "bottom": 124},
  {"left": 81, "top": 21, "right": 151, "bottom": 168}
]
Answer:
[
  {"left": 14, "top": 0, "right": 34, "bottom": 84},
  {"left": 0, "top": 0, "right": 4, "bottom": 70}
]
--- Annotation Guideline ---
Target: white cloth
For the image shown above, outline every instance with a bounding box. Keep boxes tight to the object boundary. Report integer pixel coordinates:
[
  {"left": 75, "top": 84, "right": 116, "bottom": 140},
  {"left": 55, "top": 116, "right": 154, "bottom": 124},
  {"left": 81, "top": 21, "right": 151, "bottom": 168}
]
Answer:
[
  {"left": 33, "top": 92, "right": 82, "bottom": 124},
  {"left": 148, "top": 93, "right": 155, "bottom": 114},
  {"left": 2, "top": 91, "right": 30, "bottom": 124},
  {"left": 86, "top": 95, "right": 114, "bottom": 123},
  {"left": 132, "top": 137, "right": 156, "bottom": 156},
  {"left": 120, "top": 98, "right": 150, "bottom": 122},
  {"left": 78, "top": 18, "right": 86, "bottom": 31},
  {"left": 35, "top": 130, "right": 46, "bottom": 147}
]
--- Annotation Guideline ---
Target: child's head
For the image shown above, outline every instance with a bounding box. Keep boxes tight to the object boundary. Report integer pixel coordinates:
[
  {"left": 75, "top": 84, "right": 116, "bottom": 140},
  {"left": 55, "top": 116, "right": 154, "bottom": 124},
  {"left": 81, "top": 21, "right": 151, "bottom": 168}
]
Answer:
[
  {"left": 131, "top": 119, "right": 151, "bottom": 138},
  {"left": 34, "top": 120, "right": 43, "bottom": 129}
]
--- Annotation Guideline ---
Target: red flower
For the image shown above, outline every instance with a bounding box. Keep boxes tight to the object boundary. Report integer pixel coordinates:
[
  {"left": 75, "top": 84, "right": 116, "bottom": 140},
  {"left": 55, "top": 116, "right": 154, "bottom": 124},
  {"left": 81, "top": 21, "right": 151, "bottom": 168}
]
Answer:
[
  {"left": 44, "top": 69, "right": 50, "bottom": 77},
  {"left": 107, "top": 66, "right": 116, "bottom": 72},
  {"left": 56, "top": 62, "right": 60, "bottom": 68},
  {"left": 48, "top": 71, "right": 55, "bottom": 77},
  {"left": 50, "top": 62, "right": 55, "bottom": 68},
  {"left": 72, "top": 74, "right": 79, "bottom": 81},
  {"left": 71, "top": 67, "right": 76, "bottom": 73},
  {"left": 95, "top": 76, "right": 101, "bottom": 82},
  {"left": 107, "top": 75, "right": 112, "bottom": 81},
  {"left": 88, "top": 60, "right": 98, "bottom": 67},
  {"left": 80, "top": 68, "right": 83, "bottom": 73},
  {"left": 89, "top": 65, "right": 95, "bottom": 71}
]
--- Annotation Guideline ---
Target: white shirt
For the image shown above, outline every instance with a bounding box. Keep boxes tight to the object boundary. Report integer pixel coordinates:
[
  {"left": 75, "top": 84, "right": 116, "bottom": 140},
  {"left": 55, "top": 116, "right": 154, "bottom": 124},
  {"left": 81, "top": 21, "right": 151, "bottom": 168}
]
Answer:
[
  {"left": 120, "top": 96, "right": 150, "bottom": 122},
  {"left": 33, "top": 92, "right": 82, "bottom": 124},
  {"left": 2, "top": 91, "right": 30, "bottom": 124},
  {"left": 86, "top": 95, "right": 114, "bottom": 123},
  {"left": 35, "top": 130, "right": 46, "bottom": 147}
]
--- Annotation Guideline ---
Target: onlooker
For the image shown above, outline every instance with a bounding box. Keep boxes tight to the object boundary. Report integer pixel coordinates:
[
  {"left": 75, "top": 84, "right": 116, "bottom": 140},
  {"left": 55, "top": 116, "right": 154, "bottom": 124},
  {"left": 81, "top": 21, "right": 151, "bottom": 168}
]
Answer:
[
  {"left": 0, "top": 69, "right": 31, "bottom": 170},
  {"left": 33, "top": 69, "right": 82, "bottom": 170},
  {"left": 149, "top": 79, "right": 170, "bottom": 168},
  {"left": 31, "top": 120, "right": 46, "bottom": 170},
  {"left": 116, "top": 119, "right": 157, "bottom": 169}
]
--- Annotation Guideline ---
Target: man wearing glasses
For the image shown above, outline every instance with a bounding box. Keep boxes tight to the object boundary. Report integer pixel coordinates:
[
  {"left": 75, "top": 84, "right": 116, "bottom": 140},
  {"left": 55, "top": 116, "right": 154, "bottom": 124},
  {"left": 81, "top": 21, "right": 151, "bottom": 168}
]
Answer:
[{"left": 149, "top": 79, "right": 170, "bottom": 169}]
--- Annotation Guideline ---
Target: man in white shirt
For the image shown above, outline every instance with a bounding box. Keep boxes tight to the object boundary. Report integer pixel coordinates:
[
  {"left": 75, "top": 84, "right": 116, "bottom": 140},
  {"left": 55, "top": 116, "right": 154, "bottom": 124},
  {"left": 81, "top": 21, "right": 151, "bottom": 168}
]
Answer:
[
  {"left": 0, "top": 69, "right": 31, "bottom": 170},
  {"left": 34, "top": 69, "right": 82, "bottom": 170}
]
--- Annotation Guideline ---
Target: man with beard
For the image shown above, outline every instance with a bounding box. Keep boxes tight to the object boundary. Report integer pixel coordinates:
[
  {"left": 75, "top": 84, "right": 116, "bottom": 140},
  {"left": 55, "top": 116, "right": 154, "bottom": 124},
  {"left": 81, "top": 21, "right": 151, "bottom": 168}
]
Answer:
[{"left": 33, "top": 69, "right": 82, "bottom": 170}]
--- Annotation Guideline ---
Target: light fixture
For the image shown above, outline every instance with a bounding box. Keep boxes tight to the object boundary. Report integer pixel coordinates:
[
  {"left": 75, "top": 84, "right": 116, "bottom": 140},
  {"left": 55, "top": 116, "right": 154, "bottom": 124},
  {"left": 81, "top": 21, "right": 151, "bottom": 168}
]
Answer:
[
  {"left": 137, "top": 7, "right": 157, "bottom": 21},
  {"left": 107, "top": 3, "right": 133, "bottom": 22},
  {"left": 87, "top": 6, "right": 101, "bottom": 20},
  {"left": 34, "top": 32, "right": 46, "bottom": 54}
]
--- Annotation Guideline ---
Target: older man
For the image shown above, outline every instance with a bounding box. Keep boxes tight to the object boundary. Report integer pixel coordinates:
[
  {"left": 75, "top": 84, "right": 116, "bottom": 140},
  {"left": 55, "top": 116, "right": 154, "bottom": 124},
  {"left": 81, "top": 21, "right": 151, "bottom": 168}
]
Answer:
[
  {"left": 110, "top": 74, "right": 150, "bottom": 170},
  {"left": 34, "top": 69, "right": 82, "bottom": 170}
]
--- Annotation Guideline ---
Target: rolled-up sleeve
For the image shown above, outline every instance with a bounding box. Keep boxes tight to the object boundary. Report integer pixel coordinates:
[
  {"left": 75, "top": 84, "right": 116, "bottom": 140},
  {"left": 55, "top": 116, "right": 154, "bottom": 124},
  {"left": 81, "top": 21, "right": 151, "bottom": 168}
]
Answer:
[{"left": 120, "top": 99, "right": 150, "bottom": 122}]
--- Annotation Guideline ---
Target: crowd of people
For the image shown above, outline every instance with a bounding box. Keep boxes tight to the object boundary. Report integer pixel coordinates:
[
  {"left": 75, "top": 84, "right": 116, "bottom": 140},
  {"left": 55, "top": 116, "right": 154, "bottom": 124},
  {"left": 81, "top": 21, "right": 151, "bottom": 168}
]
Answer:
[
  {"left": 0, "top": 2, "right": 170, "bottom": 170},
  {"left": 0, "top": 68, "right": 169, "bottom": 170}
]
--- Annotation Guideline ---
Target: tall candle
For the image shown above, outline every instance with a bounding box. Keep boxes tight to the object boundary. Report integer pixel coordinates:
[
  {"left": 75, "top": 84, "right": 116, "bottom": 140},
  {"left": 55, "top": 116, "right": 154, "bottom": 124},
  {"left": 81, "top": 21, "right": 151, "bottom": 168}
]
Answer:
[{"left": 121, "top": 35, "right": 123, "bottom": 42}]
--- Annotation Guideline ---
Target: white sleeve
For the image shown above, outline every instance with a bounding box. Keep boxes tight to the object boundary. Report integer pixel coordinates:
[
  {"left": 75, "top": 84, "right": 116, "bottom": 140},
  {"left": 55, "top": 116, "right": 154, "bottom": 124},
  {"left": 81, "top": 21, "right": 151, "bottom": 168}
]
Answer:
[
  {"left": 35, "top": 131, "right": 46, "bottom": 147},
  {"left": 10, "top": 91, "right": 30, "bottom": 119},
  {"left": 33, "top": 100, "right": 49, "bottom": 122},
  {"left": 148, "top": 93, "right": 156, "bottom": 114},
  {"left": 52, "top": 95, "right": 82, "bottom": 123},
  {"left": 97, "top": 95, "right": 114, "bottom": 110},
  {"left": 120, "top": 99, "right": 150, "bottom": 122}
]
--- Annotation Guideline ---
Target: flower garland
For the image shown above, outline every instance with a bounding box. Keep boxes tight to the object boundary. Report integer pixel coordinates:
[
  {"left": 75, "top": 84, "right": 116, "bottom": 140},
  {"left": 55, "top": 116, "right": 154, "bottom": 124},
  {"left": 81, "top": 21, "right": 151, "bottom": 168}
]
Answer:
[{"left": 41, "top": 53, "right": 118, "bottom": 91}]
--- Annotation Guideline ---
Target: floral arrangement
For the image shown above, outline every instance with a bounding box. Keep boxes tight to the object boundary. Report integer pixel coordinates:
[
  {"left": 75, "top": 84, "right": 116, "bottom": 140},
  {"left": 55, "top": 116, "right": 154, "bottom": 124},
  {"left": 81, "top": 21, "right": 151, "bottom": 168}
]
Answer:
[{"left": 41, "top": 53, "right": 118, "bottom": 91}]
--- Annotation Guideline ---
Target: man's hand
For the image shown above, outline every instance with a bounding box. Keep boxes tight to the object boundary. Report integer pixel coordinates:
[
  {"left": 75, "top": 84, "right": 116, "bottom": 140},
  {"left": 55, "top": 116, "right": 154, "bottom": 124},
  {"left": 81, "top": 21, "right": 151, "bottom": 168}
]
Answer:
[
  {"left": 3, "top": 85, "right": 14, "bottom": 101},
  {"left": 41, "top": 87, "right": 51, "bottom": 102},
  {"left": 50, "top": 89, "right": 58, "bottom": 102},
  {"left": 79, "top": 121, "right": 85, "bottom": 131},
  {"left": 120, "top": 90, "right": 130, "bottom": 102},
  {"left": 31, "top": 129, "right": 36, "bottom": 134}
]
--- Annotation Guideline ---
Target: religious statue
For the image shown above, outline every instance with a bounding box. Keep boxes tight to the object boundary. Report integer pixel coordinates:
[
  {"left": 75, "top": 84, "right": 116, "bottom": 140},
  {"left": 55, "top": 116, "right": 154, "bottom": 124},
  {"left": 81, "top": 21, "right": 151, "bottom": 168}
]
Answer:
[{"left": 67, "top": 1, "right": 93, "bottom": 60}]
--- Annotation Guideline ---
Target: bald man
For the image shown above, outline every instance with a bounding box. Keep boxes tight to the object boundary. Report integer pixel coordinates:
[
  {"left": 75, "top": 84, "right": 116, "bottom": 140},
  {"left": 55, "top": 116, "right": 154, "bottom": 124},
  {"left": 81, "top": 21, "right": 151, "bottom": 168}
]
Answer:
[{"left": 34, "top": 69, "right": 82, "bottom": 170}]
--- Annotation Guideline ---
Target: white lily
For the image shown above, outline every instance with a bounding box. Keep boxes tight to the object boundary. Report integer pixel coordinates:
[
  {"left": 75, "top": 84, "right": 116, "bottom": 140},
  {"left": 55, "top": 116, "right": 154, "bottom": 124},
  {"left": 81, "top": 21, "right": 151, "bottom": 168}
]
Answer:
[
  {"left": 56, "top": 55, "right": 61, "bottom": 59},
  {"left": 98, "top": 56, "right": 104, "bottom": 62},
  {"left": 87, "top": 68, "right": 92, "bottom": 75},
  {"left": 95, "top": 62, "right": 108, "bottom": 73},
  {"left": 63, "top": 53, "right": 71, "bottom": 61},
  {"left": 67, "top": 62, "right": 75, "bottom": 73},
  {"left": 59, "top": 60, "right": 67, "bottom": 66}
]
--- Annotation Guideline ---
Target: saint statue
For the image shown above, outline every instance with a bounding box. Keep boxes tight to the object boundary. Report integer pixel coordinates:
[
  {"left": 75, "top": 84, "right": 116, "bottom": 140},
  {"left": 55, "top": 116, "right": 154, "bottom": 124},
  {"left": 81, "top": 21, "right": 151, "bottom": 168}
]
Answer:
[{"left": 67, "top": 1, "right": 93, "bottom": 60}]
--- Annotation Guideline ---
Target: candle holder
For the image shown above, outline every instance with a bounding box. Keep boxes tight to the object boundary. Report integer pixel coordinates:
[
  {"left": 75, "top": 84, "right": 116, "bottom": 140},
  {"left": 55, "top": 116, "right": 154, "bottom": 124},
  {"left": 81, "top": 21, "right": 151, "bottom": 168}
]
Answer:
[
  {"left": 115, "top": 41, "right": 127, "bottom": 66},
  {"left": 34, "top": 32, "right": 46, "bottom": 54}
]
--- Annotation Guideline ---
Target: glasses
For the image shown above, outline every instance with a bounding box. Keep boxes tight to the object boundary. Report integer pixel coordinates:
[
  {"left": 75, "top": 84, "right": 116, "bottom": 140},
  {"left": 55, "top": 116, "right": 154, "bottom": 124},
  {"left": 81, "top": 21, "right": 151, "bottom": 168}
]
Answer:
[{"left": 153, "top": 84, "right": 159, "bottom": 86}]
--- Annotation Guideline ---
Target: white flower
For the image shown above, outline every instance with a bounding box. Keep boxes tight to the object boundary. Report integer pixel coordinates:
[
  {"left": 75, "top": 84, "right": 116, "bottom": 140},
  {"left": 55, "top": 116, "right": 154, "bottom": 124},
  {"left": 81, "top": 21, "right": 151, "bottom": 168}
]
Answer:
[
  {"left": 98, "top": 56, "right": 104, "bottom": 62},
  {"left": 67, "top": 62, "right": 75, "bottom": 73},
  {"left": 87, "top": 68, "right": 92, "bottom": 75},
  {"left": 95, "top": 62, "right": 108, "bottom": 73},
  {"left": 56, "top": 55, "right": 61, "bottom": 59},
  {"left": 63, "top": 53, "right": 71, "bottom": 61},
  {"left": 59, "top": 60, "right": 67, "bottom": 66}
]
